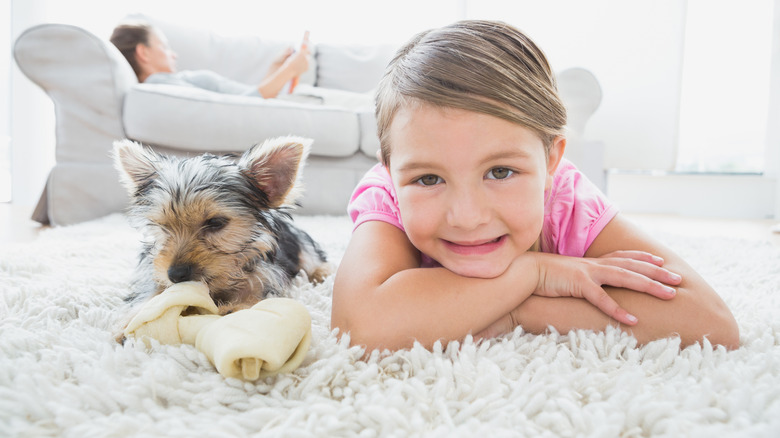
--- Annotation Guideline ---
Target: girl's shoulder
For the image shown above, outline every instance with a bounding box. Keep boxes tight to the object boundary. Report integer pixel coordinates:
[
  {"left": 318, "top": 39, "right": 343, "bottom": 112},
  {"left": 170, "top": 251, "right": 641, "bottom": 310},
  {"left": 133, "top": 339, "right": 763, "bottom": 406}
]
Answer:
[{"left": 542, "top": 159, "right": 618, "bottom": 256}]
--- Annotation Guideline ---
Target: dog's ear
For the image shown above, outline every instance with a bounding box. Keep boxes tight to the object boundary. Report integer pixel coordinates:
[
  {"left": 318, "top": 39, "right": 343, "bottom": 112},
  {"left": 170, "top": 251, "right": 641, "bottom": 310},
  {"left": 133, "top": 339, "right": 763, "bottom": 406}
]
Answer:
[
  {"left": 112, "top": 139, "right": 160, "bottom": 196},
  {"left": 239, "top": 136, "right": 312, "bottom": 208}
]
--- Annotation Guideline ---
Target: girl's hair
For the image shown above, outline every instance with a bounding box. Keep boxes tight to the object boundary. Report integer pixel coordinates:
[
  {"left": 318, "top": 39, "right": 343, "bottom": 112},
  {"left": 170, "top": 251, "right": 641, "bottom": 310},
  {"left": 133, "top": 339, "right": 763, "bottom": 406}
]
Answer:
[
  {"left": 375, "top": 20, "right": 567, "bottom": 165},
  {"left": 110, "top": 21, "right": 153, "bottom": 80}
]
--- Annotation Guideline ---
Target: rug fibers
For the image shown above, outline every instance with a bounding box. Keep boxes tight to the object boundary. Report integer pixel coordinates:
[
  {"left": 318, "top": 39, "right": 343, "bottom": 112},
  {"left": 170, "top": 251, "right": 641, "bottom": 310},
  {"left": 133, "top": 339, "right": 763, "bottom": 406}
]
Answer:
[{"left": 0, "top": 213, "right": 778, "bottom": 437}]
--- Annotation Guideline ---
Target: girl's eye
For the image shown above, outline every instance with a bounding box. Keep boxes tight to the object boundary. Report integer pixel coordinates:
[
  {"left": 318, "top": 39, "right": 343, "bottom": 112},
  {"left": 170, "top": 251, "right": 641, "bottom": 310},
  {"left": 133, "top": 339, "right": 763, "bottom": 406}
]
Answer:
[
  {"left": 416, "top": 174, "right": 443, "bottom": 186},
  {"left": 487, "top": 167, "right": 514, "bottom": 180}
]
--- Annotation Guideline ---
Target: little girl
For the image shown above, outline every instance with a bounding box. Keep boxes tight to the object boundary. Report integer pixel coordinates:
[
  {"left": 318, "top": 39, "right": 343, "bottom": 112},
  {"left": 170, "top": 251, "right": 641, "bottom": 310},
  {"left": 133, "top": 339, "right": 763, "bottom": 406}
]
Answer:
[{"left": 332, "top": 20, "right": 738, "bottom": 352}]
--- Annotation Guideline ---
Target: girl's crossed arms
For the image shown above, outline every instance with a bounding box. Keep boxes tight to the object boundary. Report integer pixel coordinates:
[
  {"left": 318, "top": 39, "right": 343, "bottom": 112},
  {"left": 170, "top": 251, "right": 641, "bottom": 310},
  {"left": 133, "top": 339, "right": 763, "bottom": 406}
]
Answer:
[{"left": 332, "top": 20, "right": 738, "bottom": 353}]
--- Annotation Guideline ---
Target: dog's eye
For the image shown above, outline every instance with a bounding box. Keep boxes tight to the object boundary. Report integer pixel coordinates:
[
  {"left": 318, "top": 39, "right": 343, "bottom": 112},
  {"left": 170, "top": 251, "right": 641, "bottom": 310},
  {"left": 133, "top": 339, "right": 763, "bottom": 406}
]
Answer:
[{"left": 203, "top": 216, "right": 229, "bottom": 232}]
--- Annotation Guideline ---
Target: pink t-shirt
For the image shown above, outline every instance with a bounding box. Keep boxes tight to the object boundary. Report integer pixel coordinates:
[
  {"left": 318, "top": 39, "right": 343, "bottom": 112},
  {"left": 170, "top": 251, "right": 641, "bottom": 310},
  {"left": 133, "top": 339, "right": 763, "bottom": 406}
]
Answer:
[{"left": 348, "top": 159, "right": 618, "bottom": 259}]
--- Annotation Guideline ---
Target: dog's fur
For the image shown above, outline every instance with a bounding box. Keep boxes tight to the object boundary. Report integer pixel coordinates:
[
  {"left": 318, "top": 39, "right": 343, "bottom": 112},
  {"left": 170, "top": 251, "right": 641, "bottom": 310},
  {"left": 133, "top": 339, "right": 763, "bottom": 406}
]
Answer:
[{"left": 113, "top": 137, "right": 331, "bottom": 338}]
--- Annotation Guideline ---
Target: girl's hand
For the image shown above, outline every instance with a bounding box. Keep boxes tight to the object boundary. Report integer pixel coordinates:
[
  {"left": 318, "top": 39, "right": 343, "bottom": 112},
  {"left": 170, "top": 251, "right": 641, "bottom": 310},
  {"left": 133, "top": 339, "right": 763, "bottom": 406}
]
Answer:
[
  {"left": 530, "top": 251, "right": 682, "bottom": 325},
  {"left": 476, "top": 251, "right": 681, "bottom": 340}
]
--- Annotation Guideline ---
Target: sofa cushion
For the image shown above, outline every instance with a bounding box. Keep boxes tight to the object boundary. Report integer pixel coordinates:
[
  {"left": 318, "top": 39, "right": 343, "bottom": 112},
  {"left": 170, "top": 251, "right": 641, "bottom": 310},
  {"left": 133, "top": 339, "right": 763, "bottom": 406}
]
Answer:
[
  {"left": 315, "top": 44, "right": 396, "bottom": 93},
  {"left": 358, "top": 109, "right": 380, "bottom": 157},
  {"left": 123, "top": 83, "right": 361, "bottom": 157}
]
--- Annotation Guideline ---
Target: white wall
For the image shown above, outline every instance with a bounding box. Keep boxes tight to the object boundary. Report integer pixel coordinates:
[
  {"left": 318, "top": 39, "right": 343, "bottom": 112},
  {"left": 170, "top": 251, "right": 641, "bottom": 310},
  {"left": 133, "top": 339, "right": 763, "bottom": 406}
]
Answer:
[{"left": 9, "top": 1, "right": 55, "bottom": 207}]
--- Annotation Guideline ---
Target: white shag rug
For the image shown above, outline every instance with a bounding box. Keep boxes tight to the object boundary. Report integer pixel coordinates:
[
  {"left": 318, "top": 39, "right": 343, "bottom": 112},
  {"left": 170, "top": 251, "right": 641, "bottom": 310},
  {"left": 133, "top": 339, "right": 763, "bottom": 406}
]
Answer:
[{"left": 1, "top": 213, "right": 779, "bottom": 438}]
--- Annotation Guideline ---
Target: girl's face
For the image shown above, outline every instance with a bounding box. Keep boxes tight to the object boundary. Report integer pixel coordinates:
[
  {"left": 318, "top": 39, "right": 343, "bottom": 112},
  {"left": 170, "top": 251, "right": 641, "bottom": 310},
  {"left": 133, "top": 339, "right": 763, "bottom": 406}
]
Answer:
[{"left": 388, "top": 104, "right": 564, "bottom": 278}]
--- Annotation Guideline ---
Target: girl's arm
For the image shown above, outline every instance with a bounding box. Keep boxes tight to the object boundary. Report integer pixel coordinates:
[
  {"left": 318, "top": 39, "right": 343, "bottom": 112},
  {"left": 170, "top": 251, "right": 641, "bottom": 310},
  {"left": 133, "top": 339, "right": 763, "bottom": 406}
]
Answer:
[
  {"left": 482, "top": 214, "right": 740, "bottom": 349},
  {"left": 332, "top": 220, "right": 680, "bottom": 352},
  {"left": 332, "top": 221, "right": 535, "bottom": 351}
]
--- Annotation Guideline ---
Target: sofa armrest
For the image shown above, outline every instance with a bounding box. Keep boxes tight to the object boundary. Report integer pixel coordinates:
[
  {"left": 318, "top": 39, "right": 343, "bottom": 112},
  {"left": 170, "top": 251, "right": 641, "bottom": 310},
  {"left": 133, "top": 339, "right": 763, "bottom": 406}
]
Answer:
[
  {"left": 14, "top": 23, "right": 137, "bottom": 163},
  {"left": 555, "top": 67, "right": 606, "bottom": 190},
  {"left": 557, "top": 67, "right": 603, "bottom": 140}
]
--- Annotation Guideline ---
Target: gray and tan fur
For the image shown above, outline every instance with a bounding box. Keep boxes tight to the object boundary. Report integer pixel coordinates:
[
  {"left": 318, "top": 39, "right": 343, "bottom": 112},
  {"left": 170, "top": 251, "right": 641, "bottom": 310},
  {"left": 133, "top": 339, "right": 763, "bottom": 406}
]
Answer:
[{"left": 113, "top": 136, "right": 331, "bottom": 337}]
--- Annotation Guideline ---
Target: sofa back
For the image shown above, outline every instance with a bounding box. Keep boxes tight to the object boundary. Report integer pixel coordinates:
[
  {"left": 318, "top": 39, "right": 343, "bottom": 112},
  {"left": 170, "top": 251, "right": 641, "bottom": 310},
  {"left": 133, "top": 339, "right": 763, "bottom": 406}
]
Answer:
[
  {"left": 314, "top": 43, "right": 396, "bottom": 93},
  {"left": 134, "top": 14, "right": 395, "bottom": 95},
  {"left": 132, "top": 14, "right": 316, "bottom": 90}
]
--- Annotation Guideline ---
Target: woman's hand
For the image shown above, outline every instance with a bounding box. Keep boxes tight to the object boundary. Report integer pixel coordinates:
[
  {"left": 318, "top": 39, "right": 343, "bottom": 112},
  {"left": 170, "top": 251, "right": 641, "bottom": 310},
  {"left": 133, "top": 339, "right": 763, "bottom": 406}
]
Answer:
[
  {"left": 267, "top": 47, "right": 295, "bottom": 76},
  {"left": 531, "top": 251, "right": 681, "bottom": 325},
  {"left": 280, "top": 45, "right": 310, "bottom": 77},
  {"left": 258, "top": 46, "right": 312, "bottom": 98}
]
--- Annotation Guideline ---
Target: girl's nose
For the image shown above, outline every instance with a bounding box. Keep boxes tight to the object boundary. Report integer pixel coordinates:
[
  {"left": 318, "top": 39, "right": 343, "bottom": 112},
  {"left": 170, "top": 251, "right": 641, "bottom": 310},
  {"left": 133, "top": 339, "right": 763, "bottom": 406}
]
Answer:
[{"left": 446, "top": 187, "right": 491, "bottom": 230}]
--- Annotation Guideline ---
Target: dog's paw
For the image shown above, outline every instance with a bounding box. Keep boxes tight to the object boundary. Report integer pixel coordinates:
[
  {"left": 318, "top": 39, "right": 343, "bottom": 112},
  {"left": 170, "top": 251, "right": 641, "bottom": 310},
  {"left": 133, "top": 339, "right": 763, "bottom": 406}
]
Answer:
[
  {"left": 113, "top": 328, "right": 128, "bottom": 345},
  {"left": 308, "top": 262, "right": 335, "bottom": 284}
]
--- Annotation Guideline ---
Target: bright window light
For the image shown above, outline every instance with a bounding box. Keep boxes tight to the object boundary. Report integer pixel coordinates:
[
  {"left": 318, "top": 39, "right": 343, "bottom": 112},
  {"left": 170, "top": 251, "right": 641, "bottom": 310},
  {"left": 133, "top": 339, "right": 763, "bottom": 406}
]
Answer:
[{"left": 676, "top": 0, "right": 773, "bottom": 173}]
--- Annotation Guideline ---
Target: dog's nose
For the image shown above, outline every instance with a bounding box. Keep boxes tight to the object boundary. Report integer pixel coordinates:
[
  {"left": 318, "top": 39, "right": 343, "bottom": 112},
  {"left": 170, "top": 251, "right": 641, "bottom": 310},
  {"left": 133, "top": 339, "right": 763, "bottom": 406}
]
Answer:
[{"left": 168, "top": 264, "right": 194, "bottom": 283}]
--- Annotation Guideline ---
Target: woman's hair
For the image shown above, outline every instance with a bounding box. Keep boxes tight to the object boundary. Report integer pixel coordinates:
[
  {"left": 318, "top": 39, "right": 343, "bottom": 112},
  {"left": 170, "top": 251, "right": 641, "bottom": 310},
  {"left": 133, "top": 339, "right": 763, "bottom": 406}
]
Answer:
[
  {"left": 375, "top": 20, "right": 567, "bottom": 165},
  {"left": 110, "top": 21, "right": 153, "bottom": 80}
]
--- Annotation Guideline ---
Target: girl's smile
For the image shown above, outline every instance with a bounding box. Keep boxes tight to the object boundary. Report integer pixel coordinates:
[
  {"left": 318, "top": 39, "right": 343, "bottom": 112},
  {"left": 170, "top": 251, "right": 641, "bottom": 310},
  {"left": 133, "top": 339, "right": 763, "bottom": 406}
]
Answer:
[
  {"left": 388, "top": 103, "right": 564, "bottom": 279},
  {"left": 442, "top": 235, "right": 508, "bottom": 256}
]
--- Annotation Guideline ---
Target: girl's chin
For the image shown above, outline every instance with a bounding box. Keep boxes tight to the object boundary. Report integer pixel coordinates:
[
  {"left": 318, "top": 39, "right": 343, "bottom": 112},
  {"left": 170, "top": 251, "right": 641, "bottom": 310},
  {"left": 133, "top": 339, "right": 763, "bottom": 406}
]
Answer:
[{"left": 443, "top": 260, "right": 511, "bottom": 279}]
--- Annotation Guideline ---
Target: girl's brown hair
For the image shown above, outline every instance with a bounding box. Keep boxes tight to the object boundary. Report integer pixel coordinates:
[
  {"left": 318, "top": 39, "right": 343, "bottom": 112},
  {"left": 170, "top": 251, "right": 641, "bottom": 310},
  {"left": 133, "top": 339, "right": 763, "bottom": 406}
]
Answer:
[{"left": 375, "top": 20, "right": 567, "bottom": 165}]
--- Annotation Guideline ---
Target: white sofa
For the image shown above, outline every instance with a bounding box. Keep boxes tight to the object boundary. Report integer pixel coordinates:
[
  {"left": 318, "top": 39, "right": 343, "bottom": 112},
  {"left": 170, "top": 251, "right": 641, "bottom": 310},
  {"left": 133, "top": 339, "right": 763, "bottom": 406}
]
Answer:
[{"left": 14, "top": 16, "right": 603, "bottom": 226}]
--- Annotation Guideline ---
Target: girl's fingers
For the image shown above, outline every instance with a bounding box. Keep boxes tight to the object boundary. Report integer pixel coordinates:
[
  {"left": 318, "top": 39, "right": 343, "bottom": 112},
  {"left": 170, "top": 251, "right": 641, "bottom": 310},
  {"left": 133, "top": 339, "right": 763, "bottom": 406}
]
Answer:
[
  {"left": 594, "top": 264, "right": 678, "bottom": 300},
  {"left": 601, "top": 257, "right": 683, "bottom": 286},
  {"left": 582, "top": 284, "right": 638, "bottom": 325},
  {"left": 600, "top": 250, "right": 665, "bottom": 266}
]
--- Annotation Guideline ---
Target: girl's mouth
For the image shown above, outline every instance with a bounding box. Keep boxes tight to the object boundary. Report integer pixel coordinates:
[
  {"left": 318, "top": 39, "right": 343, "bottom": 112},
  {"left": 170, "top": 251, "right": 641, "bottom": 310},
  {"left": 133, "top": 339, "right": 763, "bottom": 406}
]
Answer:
[{"left": 442, "top": 235, "right": 507, "bottom": 256}]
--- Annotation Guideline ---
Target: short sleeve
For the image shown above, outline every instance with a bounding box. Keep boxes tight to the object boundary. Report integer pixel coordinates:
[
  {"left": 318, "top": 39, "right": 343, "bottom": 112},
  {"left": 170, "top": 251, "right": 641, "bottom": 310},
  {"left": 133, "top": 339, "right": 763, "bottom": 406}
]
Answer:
[
  {"left": 347, "top": 164, "right": 405, "bottom": 232},
  {"left": 542, "top": 159, "right": 618, "bottom": 257}
]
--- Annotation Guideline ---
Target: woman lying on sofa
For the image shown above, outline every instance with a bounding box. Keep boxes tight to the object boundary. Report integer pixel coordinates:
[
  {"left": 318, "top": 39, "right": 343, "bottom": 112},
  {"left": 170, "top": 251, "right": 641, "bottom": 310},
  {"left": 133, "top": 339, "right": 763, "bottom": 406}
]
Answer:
[{"left": 111, "top": 21, "right": 311, "bottom": 99}]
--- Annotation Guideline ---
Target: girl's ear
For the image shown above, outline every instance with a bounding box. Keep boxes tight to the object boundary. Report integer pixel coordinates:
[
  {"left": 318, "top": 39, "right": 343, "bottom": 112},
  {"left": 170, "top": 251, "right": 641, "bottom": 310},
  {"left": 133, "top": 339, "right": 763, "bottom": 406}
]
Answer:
[{"left": 545, "top": 136, "right": 566, "bottom": 190}]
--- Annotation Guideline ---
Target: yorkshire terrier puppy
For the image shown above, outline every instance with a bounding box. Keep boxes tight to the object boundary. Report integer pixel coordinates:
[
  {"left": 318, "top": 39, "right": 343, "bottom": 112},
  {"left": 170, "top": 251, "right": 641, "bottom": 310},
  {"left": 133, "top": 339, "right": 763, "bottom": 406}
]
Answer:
[{"left": 113, "top": 136, "right": 331, "bottom": 339}]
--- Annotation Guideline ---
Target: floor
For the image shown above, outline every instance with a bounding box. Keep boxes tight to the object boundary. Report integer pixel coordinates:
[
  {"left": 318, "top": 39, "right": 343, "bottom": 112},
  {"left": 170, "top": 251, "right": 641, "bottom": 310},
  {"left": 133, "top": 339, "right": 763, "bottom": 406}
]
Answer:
[
  {"left": 626, "top": 212, "right": 780, "bottom": 247},
  {"left": 3, "top": 202, "right": 780, "bottom": 247},
  {"left": 0, "top": 203, "right": 47, "bottom": 244}
]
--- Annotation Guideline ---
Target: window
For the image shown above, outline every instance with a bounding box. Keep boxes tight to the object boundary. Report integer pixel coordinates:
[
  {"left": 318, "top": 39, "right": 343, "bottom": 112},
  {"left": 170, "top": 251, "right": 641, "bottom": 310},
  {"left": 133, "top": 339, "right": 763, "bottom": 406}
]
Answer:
[
  {"left": 1, "top": 1, "right": 10, "bottom": 202},
  {"left": 676, "top": 0, "right": 774, "bottom": 173}
]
